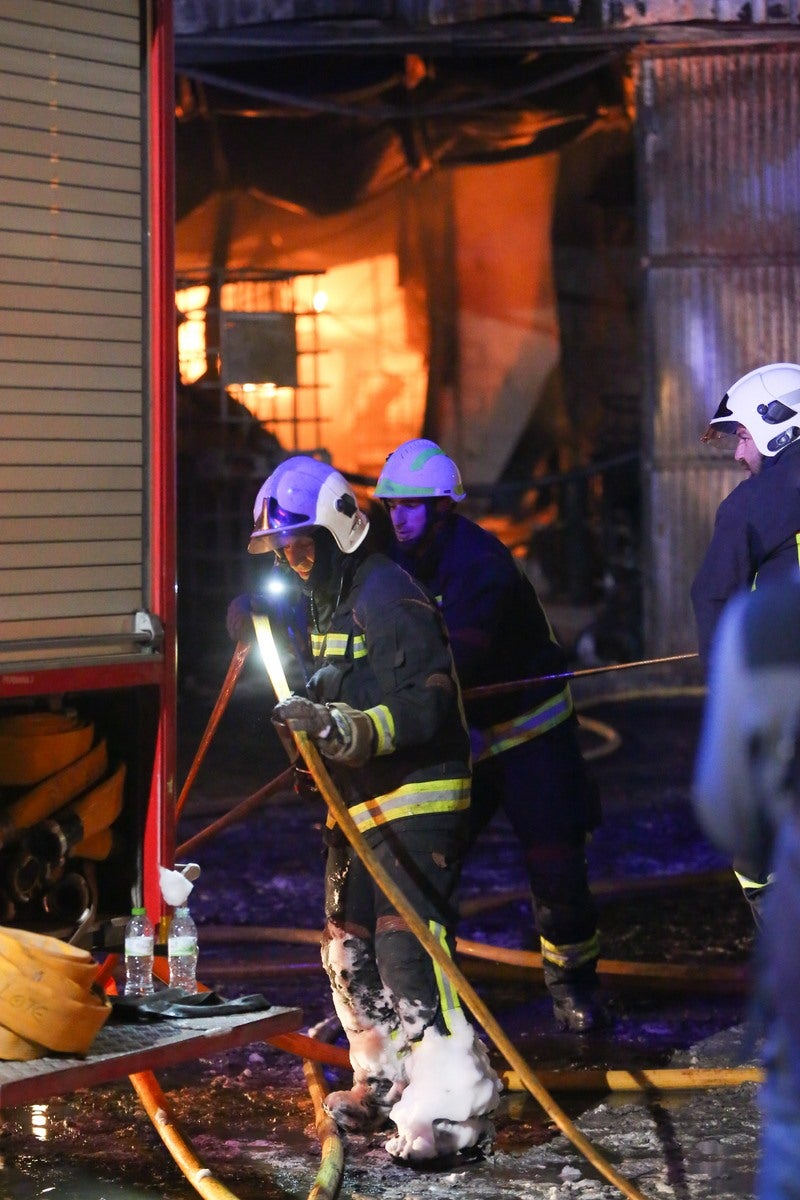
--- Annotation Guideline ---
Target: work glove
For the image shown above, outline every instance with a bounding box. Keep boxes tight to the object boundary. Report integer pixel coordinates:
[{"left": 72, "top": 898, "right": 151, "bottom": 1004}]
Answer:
[
  {"left": 226, "top": 593, "right": 254, "bottom": 644},
  {"left": 272, "top": 697, "right": 374, "bottom": 767}
]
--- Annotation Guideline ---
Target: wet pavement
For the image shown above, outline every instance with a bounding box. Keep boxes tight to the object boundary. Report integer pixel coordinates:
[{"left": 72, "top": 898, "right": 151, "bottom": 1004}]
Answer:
[{"left": 0, "top": 665, "right": 764, "bottom": 1199}]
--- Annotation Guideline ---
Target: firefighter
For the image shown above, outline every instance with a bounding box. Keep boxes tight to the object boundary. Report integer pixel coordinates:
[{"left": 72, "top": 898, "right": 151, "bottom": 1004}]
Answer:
[
  {"left": 245, "top": 456, "right": 500, "bottom": 1163},
  {"left": 691, "top": 362, "right": 800, "bottom": 921},
  {"left": 691, "top": 362, "right": 800, "bottom": 669},
  {"left": 374, "top": 439, "right": 605, "bottom": 1034}
]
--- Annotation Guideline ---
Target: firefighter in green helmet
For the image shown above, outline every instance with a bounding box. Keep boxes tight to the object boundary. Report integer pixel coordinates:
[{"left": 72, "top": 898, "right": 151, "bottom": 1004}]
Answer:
[{"left": 375, "top": 439, "right": 606, "bottom": 1034}]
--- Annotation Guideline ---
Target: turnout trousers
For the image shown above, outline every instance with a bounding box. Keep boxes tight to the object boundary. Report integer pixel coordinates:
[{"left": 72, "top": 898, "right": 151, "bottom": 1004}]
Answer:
[
  {"left": 469, "top": 714, "right": 601, "bottom": 987},
  {"left": 321, "top": 812, "right": 465, "bottom": 1092}
]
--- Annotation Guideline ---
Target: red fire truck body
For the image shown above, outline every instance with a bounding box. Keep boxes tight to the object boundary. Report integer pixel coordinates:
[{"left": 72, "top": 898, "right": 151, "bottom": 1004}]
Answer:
[{"left": 0, "top": 0, "right": 177, "bottom": 921}]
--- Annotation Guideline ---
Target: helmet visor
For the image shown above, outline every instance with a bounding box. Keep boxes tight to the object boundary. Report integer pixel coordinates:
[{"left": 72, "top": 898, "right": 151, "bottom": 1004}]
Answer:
[
  {"left": 701, "top": 393, "right": 739, "bottom": 442},
  {"left": 248, "top": 496, "right": 313, "bottom": 554}
]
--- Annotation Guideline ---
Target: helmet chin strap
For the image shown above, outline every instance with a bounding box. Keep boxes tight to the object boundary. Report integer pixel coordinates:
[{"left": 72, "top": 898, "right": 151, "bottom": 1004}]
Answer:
[{"left": 306, "top": 528, "right": 350, "bottom": 632}]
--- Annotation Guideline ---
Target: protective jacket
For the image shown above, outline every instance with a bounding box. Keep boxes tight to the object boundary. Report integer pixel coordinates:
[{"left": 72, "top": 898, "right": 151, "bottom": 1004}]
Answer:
[
  {"left": 390, "top": 509, "right": 602, "bottom": 989},
  {"left": 290, "top": 548, "right": 471, "bottom": 833},
  {"left": 691, "top": 439, "right": 800, "bottom": 670},
  {"left": 278, "top": 544, "right": 492, "bottom": 1137},
  {"left": 391, "top": 510, "right": 572, "bottom": 755}
]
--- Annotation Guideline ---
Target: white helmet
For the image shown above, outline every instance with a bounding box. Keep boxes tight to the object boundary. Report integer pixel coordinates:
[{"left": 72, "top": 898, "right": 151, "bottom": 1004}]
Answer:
[
  {"left": 248, "top": 456, "right": 369, "bottom": 555},
  {"left": 374, "top": 438, "right": 466, "bottom": 501},
  {"left": 704, "top": 362, "right": 800, "bottom": 457}
]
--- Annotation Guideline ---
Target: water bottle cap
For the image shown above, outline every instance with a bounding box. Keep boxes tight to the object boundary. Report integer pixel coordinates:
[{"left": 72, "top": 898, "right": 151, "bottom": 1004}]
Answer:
[
  {"left": 131, "top": 906, "right": 145, "bottom": 915},
  {"left": 175, "top": 906, "right": 189, "bottom": 915}
]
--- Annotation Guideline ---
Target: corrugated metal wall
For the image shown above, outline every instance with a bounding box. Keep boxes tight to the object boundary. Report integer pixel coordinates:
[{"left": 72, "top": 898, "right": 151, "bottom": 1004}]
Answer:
[
  {"left": 637, "top": 46, "right": 800, "bottom": 657},
  {"left": 0, "top": 0, "right": 147, "bottom": 667}
]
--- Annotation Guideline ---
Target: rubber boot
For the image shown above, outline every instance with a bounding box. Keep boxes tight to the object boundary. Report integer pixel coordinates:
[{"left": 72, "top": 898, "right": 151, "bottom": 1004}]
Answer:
[
  {"left": 545, "top": 962, "right": 609, "bottom": 1034},
  {"left": 323, "top": 1079, "right": 396, "bottom": 1134}
]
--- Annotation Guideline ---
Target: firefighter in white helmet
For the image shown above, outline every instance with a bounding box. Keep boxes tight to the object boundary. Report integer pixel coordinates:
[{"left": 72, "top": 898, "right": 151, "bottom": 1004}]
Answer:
[
  {"left": 246, "top": 456, "right": 500, "bottom": 1163},
  {"left": 693, "top": 362, "right": 800, "bottom": 667},
  {"left": 692, "top": 362, "right": 800, "bottom": 923},
  {"left": 375, "top": 439, "right": 605, "bottom": 1034}
]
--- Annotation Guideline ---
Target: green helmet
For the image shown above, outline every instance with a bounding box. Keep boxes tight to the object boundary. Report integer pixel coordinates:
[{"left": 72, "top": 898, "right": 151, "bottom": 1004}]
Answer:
[{"left": 374, "top": 439, "right": 466, "bottom": 501}]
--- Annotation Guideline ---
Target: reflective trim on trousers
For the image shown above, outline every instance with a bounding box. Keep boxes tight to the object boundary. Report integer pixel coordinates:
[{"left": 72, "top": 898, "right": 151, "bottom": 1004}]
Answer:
[
  {"left": 429, "top": 920, "right": 462, "bottom": 1032},
  {"left": 474, "top": 686, "right": 573, "bottom": 762},
  {"left": 540, "top": 931, "right": 600, "bottom": 971},
  {"left": 346, "top": 777, "right": 471, "bottom": 834}
]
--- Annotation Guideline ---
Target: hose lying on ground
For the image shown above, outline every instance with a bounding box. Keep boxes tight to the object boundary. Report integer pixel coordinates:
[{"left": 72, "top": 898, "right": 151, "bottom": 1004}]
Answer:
[
  {"left": 129, "top": 1070, "right": 242, "bottom": 1200},
  {"left": 302, "top": 1059, "right": 345, "bottom": 1200},
  {"left": 195, "top": 923, "right": 749, "bottom": 994},
  {"left": 501, "top": 1066, "right": 763, "bottom": 1093}
]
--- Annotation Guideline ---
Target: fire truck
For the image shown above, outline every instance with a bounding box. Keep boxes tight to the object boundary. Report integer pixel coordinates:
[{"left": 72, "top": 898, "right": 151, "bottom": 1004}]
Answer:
[
  {"left": 0, "top": 0, "right": 303, "bottom": 1150},
  {"left": 0, "top": 0, "right": 176, "bottom": 939}
]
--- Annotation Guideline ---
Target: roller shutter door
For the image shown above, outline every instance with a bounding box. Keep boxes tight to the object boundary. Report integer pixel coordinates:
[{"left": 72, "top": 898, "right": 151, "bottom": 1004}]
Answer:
[{"left": 0, "top": 0, "right": 151, "bottom": 669}]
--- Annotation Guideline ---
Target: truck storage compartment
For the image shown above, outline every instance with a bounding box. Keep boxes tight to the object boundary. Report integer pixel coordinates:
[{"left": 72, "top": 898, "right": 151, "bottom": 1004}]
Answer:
[{"left": 0, "top": 686, "right": 160, "bottom": 938}]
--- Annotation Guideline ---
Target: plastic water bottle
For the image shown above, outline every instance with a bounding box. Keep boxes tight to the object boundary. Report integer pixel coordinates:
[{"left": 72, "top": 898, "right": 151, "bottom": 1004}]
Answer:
[
  {"left": 167, "top": 906, "right": 198, "bottom": 992},
  {"left": 124, "top": 906, "right": 154, "bottom": 996}
]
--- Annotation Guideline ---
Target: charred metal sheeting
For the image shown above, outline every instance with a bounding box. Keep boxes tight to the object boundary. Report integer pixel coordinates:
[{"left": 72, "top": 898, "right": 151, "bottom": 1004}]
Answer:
[
  {"left": 638, "top": 46, "right": 800, "bottom": 657},
  {"left": 173, "top": 0, "right": 799, "bottom": 32},
  {"left": 174, "top": 1, "right": 576, "bottom": 38},
  {"left": 601, "top": 0, "right": 800, "bottom": 25}
]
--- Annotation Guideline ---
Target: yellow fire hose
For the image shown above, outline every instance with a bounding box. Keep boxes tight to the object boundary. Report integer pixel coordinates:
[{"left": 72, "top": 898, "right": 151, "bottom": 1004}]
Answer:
[
  {"left": 252, "top": 615, "right": 652, "bottom": 1200},
  {"left": 0, "top": 927, "right": 110, "bottom": 1060},
  {"left": 268, "top": 1030, "right": 762, "bottom": 1093},
  {"left": 0, "top": 739, "right": 108, "bottom": 849},
  {"left": 147, "top": 956, "right": 344, "bottom": 1200},
  {"left": 129, "top": 1069, "right": 242, "bottom": 1200},
  {"left": 501, "top": 1065, "right": 763, "bottom": 1093},
  {"left": 0, "top": 712, "right": 95, "bottom": 787},
  {"left": 195, "top": 923, "right": 748, "bottom": 994},
  {"left": 302, "top": 1058, "right": 346, "bottom": 1200},
  {"left": 158, "top": 637, "right": 744, "bottom": 1199}
]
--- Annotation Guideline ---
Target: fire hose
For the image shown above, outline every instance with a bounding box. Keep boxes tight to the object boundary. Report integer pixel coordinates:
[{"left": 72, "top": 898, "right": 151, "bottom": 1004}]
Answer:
[
  {"left": 0, "top": 926, "right": 110, "bottom": 1060},
  {"left": 251, "top": 614, "right": 653, "bottom": 1200},
  {"left": 165, "top": 640, "right": 722, "bottom": 1200}
]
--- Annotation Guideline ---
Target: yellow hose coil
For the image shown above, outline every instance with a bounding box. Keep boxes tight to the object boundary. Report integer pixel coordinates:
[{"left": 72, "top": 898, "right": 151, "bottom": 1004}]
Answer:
[
  {"left": 0, "top": 739, "right": 108, "bottom": 846},
  {"left": 0, "top": 714, "right": 95, "bottom": 787},
  {"left": 0, "top": 713, "right": 81, "bottom": 736},
  {"left": 72, "top": 827, "right": 115, "bottom": 861},
  {"left": 0, "top": 926, "right": 99, "bottom": 990},
  {"left": 66, "top": 762, "right": 125, "bottom": 842},
  {"left": 0, "top": 1027, "right": 47, "bottom": 1060},
  {"left": 0, "top": 926, "right": 109, "bottom": 1056}
]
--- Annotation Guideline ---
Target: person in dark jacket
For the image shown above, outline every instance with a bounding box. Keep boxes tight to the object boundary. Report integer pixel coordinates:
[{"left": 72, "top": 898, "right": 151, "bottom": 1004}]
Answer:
[
  {"left": 242, "top": 456, "right": 500, "bottom": 1163},
  {"left": 693, "top": 579, "right": 800, "bottom": 1200},
  {"left": 374, "top": 439, "right": 604, "bottom": 1034},
  {"left": 691, "top": 361, "right": 800, "bottom": 920}
]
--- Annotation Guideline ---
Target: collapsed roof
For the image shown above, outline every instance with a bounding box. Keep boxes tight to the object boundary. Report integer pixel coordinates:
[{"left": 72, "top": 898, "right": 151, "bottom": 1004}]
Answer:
[{"left": 174, "top": 1, "right": 794, "bottom": 221}]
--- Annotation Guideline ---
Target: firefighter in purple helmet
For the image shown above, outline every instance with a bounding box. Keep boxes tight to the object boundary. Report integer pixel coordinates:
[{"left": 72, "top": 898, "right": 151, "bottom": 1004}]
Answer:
[
  {"left": 375, "top": 439, "right": 605, "bottom": 1033},
  {"left": 692, "top": 362, "right": 800, "bottom": 923},
  {"left": 245, "top": 455, "right": 500, "bottom": 1162}
]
